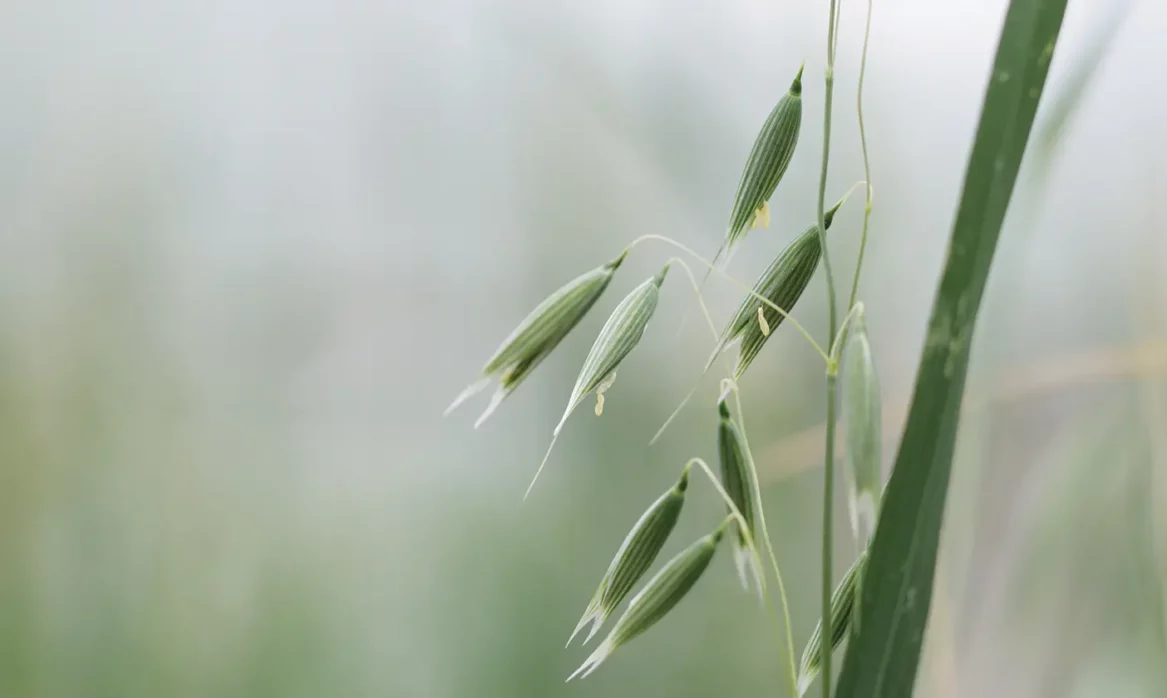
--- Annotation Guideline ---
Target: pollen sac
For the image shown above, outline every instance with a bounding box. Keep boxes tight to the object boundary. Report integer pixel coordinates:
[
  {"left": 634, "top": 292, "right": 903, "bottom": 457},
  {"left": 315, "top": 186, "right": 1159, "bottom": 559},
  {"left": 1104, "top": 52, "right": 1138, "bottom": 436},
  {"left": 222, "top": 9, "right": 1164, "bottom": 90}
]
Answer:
[
  {"left": 568, "top": 520, "right": 726, "bottom": 681},
  {"left": 708, "top": 198, "right": 844, "bottom": 379},
  {"left": 723, "top": 64, "right": 804, "bottom": 256},
  {"left": 554, "top": 264, "right": 669, "bottom": 436},
  {"left": 843, "top": 306, "right": 883, "bottom": 544},
  {"left": 567, "top": 466, "right": 689, "bottom": 647},
  {"left": 446, "top": 250, "right": 627, "bottom": 427}
]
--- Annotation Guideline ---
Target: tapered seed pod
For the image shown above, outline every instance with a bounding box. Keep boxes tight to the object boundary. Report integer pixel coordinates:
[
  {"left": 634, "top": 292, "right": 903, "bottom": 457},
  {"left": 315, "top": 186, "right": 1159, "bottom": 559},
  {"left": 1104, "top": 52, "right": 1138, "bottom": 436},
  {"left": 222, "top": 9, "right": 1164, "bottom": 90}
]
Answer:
[
  {"left": 568, "top": 521, "right": 726, "bottom": 681},
  {"left": 717, "top": 400, "right": 760, "bottom": 595},
  {"left": 446, "top": 251, "right": 627, "bottom": 426},
  {"left": 796, "top": 552, "right": 868, "bottom": 696},
  {"left": 554, "top": 264, "right": 669, "bottom": 436},
  {"left": 713, "top": 64, "right": 804, "bottom": 268},
  {"left": 843, "top": 306, "right": 882, "bottom": 544},
  {"left": 568, "top": 466, "right": 689, "bottom": 646},
  {"left": 707, "top": 199, "right": 842, "bottom": 379}
]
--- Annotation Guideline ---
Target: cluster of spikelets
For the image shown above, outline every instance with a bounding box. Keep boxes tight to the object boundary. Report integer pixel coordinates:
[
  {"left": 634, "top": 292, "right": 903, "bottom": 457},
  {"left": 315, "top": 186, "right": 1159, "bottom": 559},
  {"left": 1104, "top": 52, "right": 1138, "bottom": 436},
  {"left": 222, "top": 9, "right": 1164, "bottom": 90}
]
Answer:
[{"left": 446, "top": 62, "right": 885, "bottom": 688}]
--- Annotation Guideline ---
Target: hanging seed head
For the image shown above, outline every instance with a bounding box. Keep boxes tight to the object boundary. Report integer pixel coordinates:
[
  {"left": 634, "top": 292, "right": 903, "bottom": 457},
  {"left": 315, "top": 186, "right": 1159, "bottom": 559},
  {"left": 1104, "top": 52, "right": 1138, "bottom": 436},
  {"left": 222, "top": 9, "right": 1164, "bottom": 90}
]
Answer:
[
  {"left": 722, "top": 64, "right": 804, "bottom": 256},
  {"left": 708, "top": 199, "right": 842, "bottom": 379},
  {"left": 567, "top": 466, "right": 689, "bottom": 647},
  {"left": 568, "top": 520, "right": 726, "bottom": 681},
  {"left": 797, "top": 552, "right": 868, "bottom": 696},
  {"left": 843, "top": 305, "right": 883, "bottom": 544},
  {"left": 554, "top": 264, "right": 669, "bottom": 436},
  {"left": 717, "top": 400, "right": 760, "bottom": 595},
  {"left": 445, "top": 251, "right": 627, "bottom": 427}
]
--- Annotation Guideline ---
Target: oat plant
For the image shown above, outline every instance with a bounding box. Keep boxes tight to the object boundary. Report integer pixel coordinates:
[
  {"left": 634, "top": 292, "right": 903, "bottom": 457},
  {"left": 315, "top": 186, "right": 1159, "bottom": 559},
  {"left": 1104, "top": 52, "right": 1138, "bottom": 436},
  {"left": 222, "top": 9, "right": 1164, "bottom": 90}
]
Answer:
[{"left": 446, "top": 0, "right": 1071, "bottom": 694}]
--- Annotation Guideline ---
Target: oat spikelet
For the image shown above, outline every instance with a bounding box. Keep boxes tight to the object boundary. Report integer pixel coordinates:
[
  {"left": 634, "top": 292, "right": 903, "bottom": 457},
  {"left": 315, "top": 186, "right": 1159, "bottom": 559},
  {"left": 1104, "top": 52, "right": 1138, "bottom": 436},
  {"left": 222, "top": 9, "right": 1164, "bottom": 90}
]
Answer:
[
  {"left": 843, "top": 305, "right": 883, "bottom": 544},
  {"left": 446, "top": 251, "right": 626, "bottom": 426},
  {"left": 568, "top": 521, "right": 725, "bottom": 680},
  {"left": 567, "top": 466, "right": 689, "bottom": 647}
]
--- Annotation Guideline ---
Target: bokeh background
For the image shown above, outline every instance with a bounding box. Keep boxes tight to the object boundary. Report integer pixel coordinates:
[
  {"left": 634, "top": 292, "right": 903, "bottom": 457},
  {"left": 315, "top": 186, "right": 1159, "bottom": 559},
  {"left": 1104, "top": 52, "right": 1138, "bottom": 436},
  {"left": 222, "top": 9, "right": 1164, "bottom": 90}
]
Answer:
[{"left": 2, "top": 0, "right": 1165, "bottom": 696}]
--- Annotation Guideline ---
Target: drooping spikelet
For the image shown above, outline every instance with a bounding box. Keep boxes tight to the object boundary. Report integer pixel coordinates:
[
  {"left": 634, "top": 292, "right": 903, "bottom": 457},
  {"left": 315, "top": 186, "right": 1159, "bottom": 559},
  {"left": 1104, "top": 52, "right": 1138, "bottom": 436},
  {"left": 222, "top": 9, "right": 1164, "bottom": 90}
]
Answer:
[
  {"left": 711, "top": 64, "right": 805, "bottom": 270},
  {"left": 446, "top": 251, "right": 626, "bottom": 426},
  {"left": 707, "top": 199, "right": 843, "bottom": 378},
  {"left": 568, "top": 521, "right": 726, "bottom": 681},
  {"left": 568, "top": 465, "right": 689, "bottom": 646}
]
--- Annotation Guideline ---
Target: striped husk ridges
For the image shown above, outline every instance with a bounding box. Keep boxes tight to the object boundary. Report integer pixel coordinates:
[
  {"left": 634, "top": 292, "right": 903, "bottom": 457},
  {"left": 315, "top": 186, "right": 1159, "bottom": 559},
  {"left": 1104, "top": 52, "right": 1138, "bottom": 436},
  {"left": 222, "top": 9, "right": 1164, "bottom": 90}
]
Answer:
[{"left": 724, "top": 65, "right": 804, "bottom": 252}]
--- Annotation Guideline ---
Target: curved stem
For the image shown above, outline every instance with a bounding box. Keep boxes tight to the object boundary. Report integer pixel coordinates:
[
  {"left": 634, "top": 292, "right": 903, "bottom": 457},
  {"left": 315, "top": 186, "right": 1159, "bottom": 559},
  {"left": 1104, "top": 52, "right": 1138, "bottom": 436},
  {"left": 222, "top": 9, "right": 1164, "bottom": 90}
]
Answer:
[
  {"left": 647, "top": 259, "right": 743, "bottom": 446},
  {"left": 664, "top": 256, "right": 722, "bottom": 343},
  {"left": 687, "top": 456, "right": 794, "bottom": 693},
  {"left": 623, "top": 234, "right": 830, "bottom": 363},
  {"left": 723, "top": 381, "right": 800, "bottom": 697},
  {"left": 847, "top": 0, "right": 875, "bottom": 314},
  {"left": 817, "top": 0, "right": 843, "bottom": 695},
  {"left": 685, "top": 457, "right": 766, "bottom": 594}
]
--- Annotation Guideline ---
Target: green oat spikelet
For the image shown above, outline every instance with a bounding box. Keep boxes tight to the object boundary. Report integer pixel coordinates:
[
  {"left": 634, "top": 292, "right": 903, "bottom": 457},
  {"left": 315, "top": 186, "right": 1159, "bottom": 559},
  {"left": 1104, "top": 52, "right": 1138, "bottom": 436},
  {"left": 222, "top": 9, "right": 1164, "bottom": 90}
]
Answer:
[
  {"left": 446, "top": 251, "right": 627, "bottom": 427},
  {"left": 554, "top": 264, "right": 669, "bottom": 436},
  {"left": 568, "top": 465, "right": 690, "bottom": 647},
  {"left": 717, "top": 400, "right": 761, "bottom": 596},
  {"left": 526, "top": 264, "right": 669, "bottom": 498},
  {"left": 568, "top": 520, "right": 726, "bottom": 681},
  {"left": 843, "top": 305, "right": 882, "bottom": 544},
  {"left": 707, "top": 199, "right": 843, "bottom": 379},
  {"left": 797, "top": 552, "right": 868, "bottom": 696},
  {"left": 710, "top": 63, "right": 804, "bottom": 271}
]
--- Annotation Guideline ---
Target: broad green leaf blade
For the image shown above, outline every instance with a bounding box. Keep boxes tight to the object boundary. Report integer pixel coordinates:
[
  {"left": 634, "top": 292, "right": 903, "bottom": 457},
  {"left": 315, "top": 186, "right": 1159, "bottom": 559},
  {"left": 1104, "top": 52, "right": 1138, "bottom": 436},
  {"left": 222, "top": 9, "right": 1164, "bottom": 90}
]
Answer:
[{"left": 835, "top": 2, "right": 1069, "bottom": 697}]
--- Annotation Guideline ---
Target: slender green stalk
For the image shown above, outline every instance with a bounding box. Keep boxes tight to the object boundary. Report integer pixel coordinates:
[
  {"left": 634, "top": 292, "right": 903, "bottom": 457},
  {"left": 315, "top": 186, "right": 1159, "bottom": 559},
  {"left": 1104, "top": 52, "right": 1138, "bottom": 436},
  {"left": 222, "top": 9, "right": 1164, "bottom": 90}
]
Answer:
[
  {"left": 688, "top": 455, "right": 797, "bottom": 695},
  {"left": 642, "top": 260, "right": 798, "bottom": 693},
  {"left": 821, "top": 373, "right": 839, "bottom": 697},
  {"left": 816, "top": 51, "right": 841, "bottom": 337},
  {"left": 727, "top": 383, "right": 800, "bottom": 696},
  {"left": 817, "top": 0, "right": 844, "bottom": 695},
  {"left": 846, "top": 0, "right": 875, "bottom": 314}
]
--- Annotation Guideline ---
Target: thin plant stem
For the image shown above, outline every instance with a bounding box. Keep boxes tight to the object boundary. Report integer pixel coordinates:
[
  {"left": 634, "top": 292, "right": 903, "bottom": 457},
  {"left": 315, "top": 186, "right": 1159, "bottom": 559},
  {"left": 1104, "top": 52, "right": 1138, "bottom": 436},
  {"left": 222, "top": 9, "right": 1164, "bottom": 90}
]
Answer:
[
  {"left": 646, "top": 257, "right": 747, "bottom": 447},
  {"left": 623, "top": 234, "right": 830, "bottom": 362},
  {"left": 664, "top": 256, "right": 722, "bottom": 343},
  {"left": 686, "top": 457, "right": 766, "bottom": 595},
  {"left": 723, "top": 379, "right": 800, "bottom": 697},
  {"left": 817, "top": 0, "right": 844, "bottom": 694},
  {"left": 687, "top": 456, "right": 795, "bottom": 693},
  {"left": 821, "top": 372, "right": 839, "bottom": 696},
  {"left": 847, "top": 0, "right": 875, "bottom": 314}
]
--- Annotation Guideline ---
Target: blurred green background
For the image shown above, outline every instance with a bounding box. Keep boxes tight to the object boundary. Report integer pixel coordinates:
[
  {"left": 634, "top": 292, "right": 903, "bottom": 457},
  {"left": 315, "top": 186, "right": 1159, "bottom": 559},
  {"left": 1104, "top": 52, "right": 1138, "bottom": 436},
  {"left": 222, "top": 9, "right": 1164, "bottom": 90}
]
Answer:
[{"left": 1, "top": 0, "right": 1164, "bottom": 696}]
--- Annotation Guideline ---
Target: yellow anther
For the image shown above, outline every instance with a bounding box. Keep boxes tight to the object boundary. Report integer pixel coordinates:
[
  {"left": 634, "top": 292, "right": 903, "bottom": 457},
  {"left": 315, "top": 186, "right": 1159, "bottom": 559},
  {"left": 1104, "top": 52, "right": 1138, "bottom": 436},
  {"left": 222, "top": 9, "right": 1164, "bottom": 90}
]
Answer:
[
  {"left": 595, "top": 392, "right": 605, "bottom": 416},
  {"left": 757, "top": 306, "right": 771, "bottom": 336},
  {"left": 751, "top": 201, "right": 771, "bottom": 229}
]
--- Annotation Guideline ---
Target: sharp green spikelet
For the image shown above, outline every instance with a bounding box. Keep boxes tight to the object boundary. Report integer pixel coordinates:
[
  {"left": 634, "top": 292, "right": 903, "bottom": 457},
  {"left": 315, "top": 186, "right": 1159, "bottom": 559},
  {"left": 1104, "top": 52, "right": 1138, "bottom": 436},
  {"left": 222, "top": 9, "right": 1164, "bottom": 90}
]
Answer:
[
  {"left": 711, "top": 64, "right": 804, "bottom": 271},
  {"left": 843, "top": 305, "right": 882, "bottom": 544},
  {"left": 717, "top": 400, "right": 761, "bottom": 596},
  {"left": 554, "top": 264, "right": 669, "bottom": 436},
  {"left": 707, "top": 199, "right": 842, "bottom": 378},
  {"left": 446, "top": 251, "right": 627, "bottom": 426},
  {"left": 568, "top": 466, "right": 690, "bottom": 647},
  {"left": 568, "top": 521, "right": 726, "bottom": 681},
  {"left": 797, "top": 552, "right": 868, "bottom": 696},
  {"left": 525, "top": 264, "right": 669, "bottom": 498}
]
